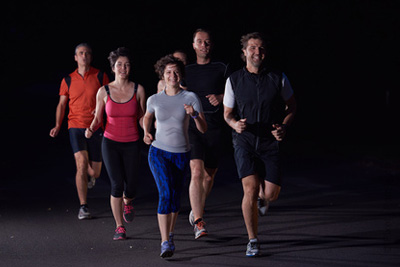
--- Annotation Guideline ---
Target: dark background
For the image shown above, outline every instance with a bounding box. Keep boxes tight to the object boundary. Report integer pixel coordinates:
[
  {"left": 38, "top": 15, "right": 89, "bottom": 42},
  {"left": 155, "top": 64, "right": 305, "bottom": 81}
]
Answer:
[
  {"left": 1, "top": 0, "right": 399, "bottom": 180},
  {"left": 1, "top": 2, "right": 400, "bottom": 266}
]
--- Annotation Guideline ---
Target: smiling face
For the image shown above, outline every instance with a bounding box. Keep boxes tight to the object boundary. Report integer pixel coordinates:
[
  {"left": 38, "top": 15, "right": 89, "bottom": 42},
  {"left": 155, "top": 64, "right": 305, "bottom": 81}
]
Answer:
[
  {"left": 243, "top": 38, "right": 266, "bottom": 69},
  {"left": 163, "top": 63, "right": 181, "bottom": 87},
  {"left": 112, "top": 56, "right": 131, "bottom": 79}
]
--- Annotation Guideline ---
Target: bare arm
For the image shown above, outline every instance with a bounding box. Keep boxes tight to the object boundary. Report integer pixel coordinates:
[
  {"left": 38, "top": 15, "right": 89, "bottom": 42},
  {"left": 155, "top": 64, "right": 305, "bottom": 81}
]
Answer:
[
  {"left": 206, "top": 93, "right": 224, "bottom": 106},
  {"left": 271, "top": 95, "right": 297, "bottom": 141},
  {"left": 184, "top": 104, "right": 207, "bottom": 133},
  {"left": 143, "top": 111, "right": 155, "bottom": 145},
  {"left": 49, "top": 95, "right": 68, "bottom": 138},
  {"left": 85, "top": 87, "right": 107, "bottom": 138},
  {"left": 224, "top": 105, "right": 247, "bottom": 134},
  {"left": 136, "top": 84, "right": 147, "bottom": 129}
]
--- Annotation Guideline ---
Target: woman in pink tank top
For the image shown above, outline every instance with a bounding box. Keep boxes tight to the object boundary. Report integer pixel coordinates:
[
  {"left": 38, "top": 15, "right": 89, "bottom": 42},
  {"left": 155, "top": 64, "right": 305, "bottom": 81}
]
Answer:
[{"left": 85, "top": 47, "right": 146, "bottom": 240}]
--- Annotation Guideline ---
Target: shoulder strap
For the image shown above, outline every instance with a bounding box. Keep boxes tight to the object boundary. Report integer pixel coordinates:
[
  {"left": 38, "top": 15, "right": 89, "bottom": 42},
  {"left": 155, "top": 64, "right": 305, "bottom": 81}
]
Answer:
[
  {"left": 64, "top": 75, "right": 71, "bottom": 91},
  {"left": 97, "top": 71, "right": 104, "bottom": 86},
  {"left": 104, "top": 85, "right": 110, "bottom": 95},
  {"left": 134, "top": 82, "right": 139, "bottom": 94}
]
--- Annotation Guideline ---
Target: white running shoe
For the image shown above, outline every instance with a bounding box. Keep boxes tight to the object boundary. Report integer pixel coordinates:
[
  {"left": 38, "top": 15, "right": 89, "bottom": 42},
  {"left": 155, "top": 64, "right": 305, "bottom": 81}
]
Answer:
[
  {"left": 189, "top": 210, "right": 195, "bottom": 226},
  {"left": 88, "top": 176, "right": 96, "bottom": 189}
]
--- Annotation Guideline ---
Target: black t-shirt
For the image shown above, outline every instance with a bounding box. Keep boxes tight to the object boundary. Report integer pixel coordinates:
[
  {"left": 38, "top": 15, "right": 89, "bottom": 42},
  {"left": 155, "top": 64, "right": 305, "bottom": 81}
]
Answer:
[{"left": 185, "top": 61, "right": 230, "bottom": 114}]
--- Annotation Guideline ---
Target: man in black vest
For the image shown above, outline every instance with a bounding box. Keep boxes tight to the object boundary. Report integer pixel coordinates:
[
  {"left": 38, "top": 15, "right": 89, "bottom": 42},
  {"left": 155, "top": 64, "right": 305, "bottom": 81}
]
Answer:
[{"left": 223, "top": 32, "right": 297, "bottom": 257}]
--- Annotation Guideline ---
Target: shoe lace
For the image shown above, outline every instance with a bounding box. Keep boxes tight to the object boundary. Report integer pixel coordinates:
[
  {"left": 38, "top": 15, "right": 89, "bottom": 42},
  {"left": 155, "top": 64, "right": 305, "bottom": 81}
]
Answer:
[
  {"left": 196, "top": 221, "right": 206, "bottom": 229},
  {"left": 124, "top": 203, "right": 134, "bottom": 214},
  {"left": 249, "top": 241, "right": 259, "bottom": 250},
  {"left": 115, "top": 226, "right": 126, "bottom": 234}
]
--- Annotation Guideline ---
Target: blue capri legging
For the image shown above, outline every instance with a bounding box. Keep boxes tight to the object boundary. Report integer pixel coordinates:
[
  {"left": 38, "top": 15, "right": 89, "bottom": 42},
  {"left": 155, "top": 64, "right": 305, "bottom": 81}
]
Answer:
[{"left": 148, "top": 145, "right": 190, "bottom": 214}]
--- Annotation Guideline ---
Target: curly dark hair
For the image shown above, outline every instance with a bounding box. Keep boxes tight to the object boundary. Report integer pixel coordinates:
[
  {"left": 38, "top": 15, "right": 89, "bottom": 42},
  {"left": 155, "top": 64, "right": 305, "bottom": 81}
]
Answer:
[
  {"left": 108, "top": 47, "right": 133, "bottom": 69},
  {"left": 154, "top": 54, "right": 185, "bottom": 80}
]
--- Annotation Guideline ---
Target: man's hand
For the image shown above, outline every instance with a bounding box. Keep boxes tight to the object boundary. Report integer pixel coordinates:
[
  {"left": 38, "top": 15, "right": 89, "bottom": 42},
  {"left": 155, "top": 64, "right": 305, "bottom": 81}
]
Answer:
[
  {"left": 206, "top": 94, "right": 223, "bottom": 106},
  {"left": 271, "top": 124, "right": 287, "bottom": 141},
  {"left": 233, "top": 118, "right": 247, "bottom": 134}
]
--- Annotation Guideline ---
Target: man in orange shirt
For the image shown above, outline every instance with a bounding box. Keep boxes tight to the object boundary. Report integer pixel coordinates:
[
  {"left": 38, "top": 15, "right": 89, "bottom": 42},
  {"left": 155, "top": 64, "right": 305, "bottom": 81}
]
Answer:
[{"left": 50, "top": 43, "right": 109, "bottom": 219}]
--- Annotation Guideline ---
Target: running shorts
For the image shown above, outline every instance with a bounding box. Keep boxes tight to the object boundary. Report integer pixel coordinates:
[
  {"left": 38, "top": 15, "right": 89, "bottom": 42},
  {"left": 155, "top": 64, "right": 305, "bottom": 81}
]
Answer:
[
  {"left": 69, "top": 128, "right": 103, "bottom": 162},
  {"left": 233, "top": 138, "right": 282, "bottom": 186}
]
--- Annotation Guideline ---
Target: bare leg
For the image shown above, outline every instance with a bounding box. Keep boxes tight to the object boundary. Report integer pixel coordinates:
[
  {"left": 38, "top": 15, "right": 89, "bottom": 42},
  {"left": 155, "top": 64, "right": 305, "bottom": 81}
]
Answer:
[
  {"left": 74, "top": 151, "right": 89, "bottom": 205},
  {"left": 169, "top": 212, "right": 179, "bottom": 234},
  {"left": 263, "top": 180, "right": 281, "bottom": 202},
  {"left": 110, "top": 196, "right": 124, "bottom": 227},
  {"left": 241, "top": 175, "right": 260, "bottom": 240},
  {"left": 158, "top": 213, "right": 172, "bottom": 242},
  {"left": 189, "top": 159, "right": 206, "bottom": 221},
  {"left": 88, "top": 161, "right": 102, "bottom": 179},
  {"left": 204, "top": 167, "right": 218, "bottom": 198}
]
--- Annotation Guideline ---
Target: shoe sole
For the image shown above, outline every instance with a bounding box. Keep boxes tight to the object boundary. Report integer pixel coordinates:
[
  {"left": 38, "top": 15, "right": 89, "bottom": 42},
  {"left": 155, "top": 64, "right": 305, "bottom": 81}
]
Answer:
[
  {"left": 195, "top": 231, "right": 208, "bottom": 239},
  {"left": 246, "top": 253, "right": 260, "bottom": 257},
  {"left": 160, "top": 250, "right": 173, "bottom": 258},
  {"left": 113, "top": 236, "right": 127, "bottom": 241},
  {"left": 78, "top": 215, "right": 91, "bottom": 220}
]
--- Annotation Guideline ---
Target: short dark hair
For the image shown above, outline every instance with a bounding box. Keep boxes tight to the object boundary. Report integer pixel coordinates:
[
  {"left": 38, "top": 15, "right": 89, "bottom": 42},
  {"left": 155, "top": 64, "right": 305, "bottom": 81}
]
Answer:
[
  {"left": 240, "top": 32, "right": 268, "bottom": 61},
  {"left": 108, "top": 47, "right": 133, "bottom": 69},
  {"left": 193, "top": 28, "right": 212, "bottom": 42},
  {"left": 154, "top": 54, "right": 185, "bottom": 80}
]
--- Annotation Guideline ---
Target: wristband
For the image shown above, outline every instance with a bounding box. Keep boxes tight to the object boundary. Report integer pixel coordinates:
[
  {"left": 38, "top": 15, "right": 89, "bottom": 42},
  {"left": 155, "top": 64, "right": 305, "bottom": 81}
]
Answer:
[
  {"left": 191, "top": 111, "right": 199, "bottom": 119},
  {"left": 88, "top": 128, "right": 93, "bottom": 133}
]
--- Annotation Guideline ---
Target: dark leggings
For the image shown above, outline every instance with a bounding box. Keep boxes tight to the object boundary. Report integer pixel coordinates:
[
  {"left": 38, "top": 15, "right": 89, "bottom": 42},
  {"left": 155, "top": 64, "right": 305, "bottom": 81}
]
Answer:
[
  {"left": 148, "top": 145, "right": 190, "bottom": 214},
  {"left": 102, "top": 137, "right": 140, "bottom": 198}
]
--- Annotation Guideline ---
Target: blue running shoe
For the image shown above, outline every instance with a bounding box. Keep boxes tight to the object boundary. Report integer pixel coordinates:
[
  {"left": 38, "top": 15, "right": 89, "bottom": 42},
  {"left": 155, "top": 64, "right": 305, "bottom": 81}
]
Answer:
[
  {"left": 160, "top": 241, "right": 173, "bottom": 258},
  {"left": 168, "top": 233, "right": 175, "bottom": 252}
]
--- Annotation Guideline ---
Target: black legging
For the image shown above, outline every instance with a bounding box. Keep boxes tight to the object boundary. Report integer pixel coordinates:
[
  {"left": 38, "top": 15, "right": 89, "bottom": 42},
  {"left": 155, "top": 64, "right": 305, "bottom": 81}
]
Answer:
[{"left": 102, "top": 137, "right": 140, "bottom": 198}]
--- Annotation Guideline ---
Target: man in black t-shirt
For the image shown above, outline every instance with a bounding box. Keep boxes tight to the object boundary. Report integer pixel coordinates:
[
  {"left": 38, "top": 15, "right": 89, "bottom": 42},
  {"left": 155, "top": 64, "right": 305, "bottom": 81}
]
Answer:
[{"left": 185, "top": 29, "right": 230, "bottom": 239}]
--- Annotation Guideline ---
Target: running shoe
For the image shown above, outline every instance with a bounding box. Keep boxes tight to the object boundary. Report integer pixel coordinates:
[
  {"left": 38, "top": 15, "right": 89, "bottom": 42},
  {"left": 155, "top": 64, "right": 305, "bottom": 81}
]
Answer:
[
  {"left": 78, "top": 205, "right": 91, "bottom": 220},
  {"left": 123, "top": 201, "right": 135, "bottom": 223},
  {"left": 113, "top": 226, "right": 127, "bottom": 240},
  {"left": 246, "top": 239, "right": 261, "bottom": 257},
  {"left": 160, "top": 241, "right": 173, "bottom": 258},
  {"left": 168, "top": 233, "right": 175, "bottom": 252},
  {"left": 88, "top": 176, "right": 96, "bottom": 189},
  {"left": 257, "top": 198, "right": 270, "bottom": 216},
  {"left": 188, "top": 210, "right": 195, "bottom": 226},
  {"left": 194, "top": 220, "right": 208, "bottom": 239}
]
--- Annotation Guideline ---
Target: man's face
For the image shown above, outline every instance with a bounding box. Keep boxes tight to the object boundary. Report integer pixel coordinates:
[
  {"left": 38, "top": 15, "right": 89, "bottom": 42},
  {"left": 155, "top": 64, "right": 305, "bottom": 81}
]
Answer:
[
  {"left": 243, "top": 38, "right": 266, "bottom": 68},
  {"left": 193, "top": 31, "right": 212, "bottom": 59},
  {"left": 74, "top": 46, "right": 92, "bottom": 67}
]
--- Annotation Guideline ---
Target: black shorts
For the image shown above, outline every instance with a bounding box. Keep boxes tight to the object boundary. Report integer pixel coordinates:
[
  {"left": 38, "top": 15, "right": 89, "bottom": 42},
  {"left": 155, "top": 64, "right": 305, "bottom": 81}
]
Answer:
[
  {"left": 69, "top": 128, "right": 103, "bottom": 162},
  {"left": 233, "top": 137, "right": 282, "bottom": 186},
  {"left": 189, "top": 127, "right": 221, "bottom": 169}
]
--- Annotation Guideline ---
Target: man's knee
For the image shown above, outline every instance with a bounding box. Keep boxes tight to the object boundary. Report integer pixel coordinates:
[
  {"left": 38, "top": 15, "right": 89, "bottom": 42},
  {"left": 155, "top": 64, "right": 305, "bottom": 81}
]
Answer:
[
  {"left": 263, "top": 181, "right": 281, "bottom": 202},
  {"left": 190, "top": 160, "right": 204, "bottom": 180},
  {"left": 242, "top": 175, "right": 260, "bottom": 199}
]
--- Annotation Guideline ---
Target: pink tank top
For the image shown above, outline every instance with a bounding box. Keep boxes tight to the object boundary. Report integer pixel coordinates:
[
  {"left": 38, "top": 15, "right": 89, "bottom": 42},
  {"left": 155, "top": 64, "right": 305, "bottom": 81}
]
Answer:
[{"left": 104, "top": 85, "right": 139, "bottom": 142}]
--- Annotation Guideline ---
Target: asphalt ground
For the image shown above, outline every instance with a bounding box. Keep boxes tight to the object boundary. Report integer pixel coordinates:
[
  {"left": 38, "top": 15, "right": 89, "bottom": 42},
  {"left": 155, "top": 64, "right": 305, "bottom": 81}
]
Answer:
[{"left": 1, "top": 134, "right": 399, "bottom": 267}]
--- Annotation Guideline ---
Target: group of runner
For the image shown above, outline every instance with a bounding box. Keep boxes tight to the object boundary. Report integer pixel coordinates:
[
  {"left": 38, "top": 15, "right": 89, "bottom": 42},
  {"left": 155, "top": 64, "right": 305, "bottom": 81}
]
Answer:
[{"left": 49, "top": 29, "right": 296, "bottom": 258}]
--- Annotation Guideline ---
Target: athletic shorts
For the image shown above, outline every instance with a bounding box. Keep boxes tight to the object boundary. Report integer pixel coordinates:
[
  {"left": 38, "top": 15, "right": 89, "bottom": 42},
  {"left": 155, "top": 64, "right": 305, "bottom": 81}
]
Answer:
[
  {"left": 189, "top": 127, "right": 221, "bottom": 169},
  {"left": 233, "top": 138, "right": 282, "bottom": 186},
  {"left": 69, "top": 128, "right": 103, "bottom": 162}
]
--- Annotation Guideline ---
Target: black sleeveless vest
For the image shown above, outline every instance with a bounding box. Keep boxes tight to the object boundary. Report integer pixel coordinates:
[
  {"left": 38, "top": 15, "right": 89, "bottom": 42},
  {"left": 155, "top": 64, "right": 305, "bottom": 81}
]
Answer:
[{"left": 229, "top": 67, "right": 285, "bottom": 139}]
